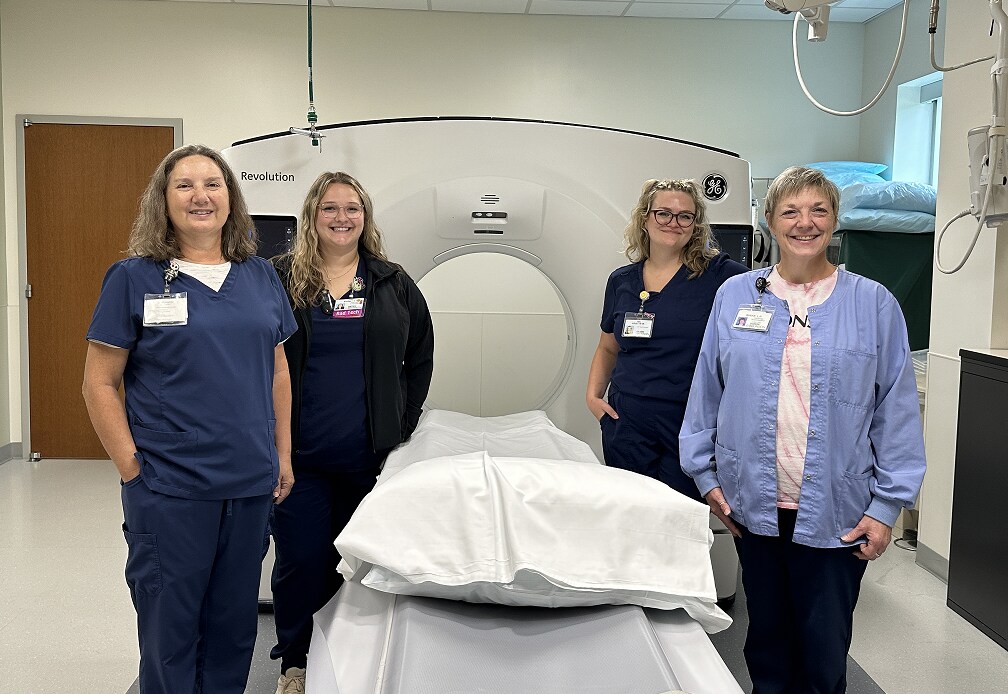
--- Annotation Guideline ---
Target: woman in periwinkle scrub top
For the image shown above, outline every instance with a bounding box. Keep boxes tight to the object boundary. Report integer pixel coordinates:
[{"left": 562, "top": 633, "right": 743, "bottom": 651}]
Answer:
[
  {"left": 83, "top": 144, "right": 297, "bottom": 694},
  {"left": 680, "top": 166, "right": 926, "bottom": 693},
  {"left": 586, "top": 178, "right": 747, "bottom": 500}
]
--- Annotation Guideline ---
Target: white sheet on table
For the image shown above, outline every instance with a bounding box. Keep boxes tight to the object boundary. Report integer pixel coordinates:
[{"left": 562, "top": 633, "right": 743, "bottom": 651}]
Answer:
[
  {"left": 337, "top": 448, "right": 730, "bottom": 633},
  {"left": 378, "top": 409, "right": 599, "bottom": 484}
]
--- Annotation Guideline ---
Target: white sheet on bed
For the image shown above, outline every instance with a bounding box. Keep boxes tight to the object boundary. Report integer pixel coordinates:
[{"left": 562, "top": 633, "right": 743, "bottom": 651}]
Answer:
[
  {"left": 377, "top": 409, "right": 600, "bottom": 484},
  {"left": 335, "top": 410, "right": 730, "bottom": 633}
]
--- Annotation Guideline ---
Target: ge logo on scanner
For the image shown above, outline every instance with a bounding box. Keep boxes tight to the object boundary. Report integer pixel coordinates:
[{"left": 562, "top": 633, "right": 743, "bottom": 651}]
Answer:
[{"left": 702, "top": 174, "right": 728, "bottom": 201}]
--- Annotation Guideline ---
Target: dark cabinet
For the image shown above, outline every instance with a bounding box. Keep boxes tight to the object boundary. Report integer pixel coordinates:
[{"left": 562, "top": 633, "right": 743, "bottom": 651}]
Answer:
[{"left": 947, "top": 349, "right": 1008, "bottom": 650}]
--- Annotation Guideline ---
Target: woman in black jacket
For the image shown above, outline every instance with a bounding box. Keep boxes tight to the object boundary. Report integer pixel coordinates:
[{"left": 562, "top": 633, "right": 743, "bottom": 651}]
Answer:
[{"left": 269, "top": 171, "right": 434, "bottom": 694}]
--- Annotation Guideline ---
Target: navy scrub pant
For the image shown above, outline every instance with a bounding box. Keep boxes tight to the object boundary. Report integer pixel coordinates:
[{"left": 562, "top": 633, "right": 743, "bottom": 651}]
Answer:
[
  {"left": 270, "top": 466, "right": 379, "bottom": 672},
  {"left": 600, "top": 386, "right": 701, "bottom": 501},
  {"left": 735, "top": 509, "right": 869, "bottom": 694},
  {"left": 120, "top": 475, "right": 272, "bottom": 694}
]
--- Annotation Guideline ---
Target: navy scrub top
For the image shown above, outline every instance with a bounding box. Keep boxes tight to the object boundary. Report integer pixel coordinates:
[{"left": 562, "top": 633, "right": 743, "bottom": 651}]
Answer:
[
  {"left": 87, "top": 256, "right": 298, "bottom": 501},
  {"left": 601, "top": 252, "right": 747, "bottom": 404},
  {"left": 297, "top": 260, "right": 375, "bottom": 470}
]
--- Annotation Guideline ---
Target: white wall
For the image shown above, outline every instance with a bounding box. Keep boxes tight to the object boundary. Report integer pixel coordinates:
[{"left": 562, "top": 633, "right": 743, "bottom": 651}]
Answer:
[
  {"left": 0, "top": 3, "right": 9, "bottom": 452},
  {"left": 920, "top": 3, "right": 1008, "bottom": 576},
  {"left": 0, "top": 0, "right": 868, "bottom": 445},
  {"left": 858, "top": 0, "right": 945, "bottom": 173}
]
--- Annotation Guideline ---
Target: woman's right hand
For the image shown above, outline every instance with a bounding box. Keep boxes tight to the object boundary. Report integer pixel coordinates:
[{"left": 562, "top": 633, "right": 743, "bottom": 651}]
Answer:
[
  {"left": 587, "top": 396, "right": 619, "bottom": 422},
  {"left": 119, "top": 457, "right": 141, "bottom": 484},
  {"left": 705, "top": 487, "right": 741, "bottom": 537}
]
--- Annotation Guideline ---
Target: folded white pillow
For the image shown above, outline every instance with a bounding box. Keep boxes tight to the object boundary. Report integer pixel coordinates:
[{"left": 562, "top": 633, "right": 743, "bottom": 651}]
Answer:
[{"left": 336, "top": 451, "right": 730, "bottom": 633}]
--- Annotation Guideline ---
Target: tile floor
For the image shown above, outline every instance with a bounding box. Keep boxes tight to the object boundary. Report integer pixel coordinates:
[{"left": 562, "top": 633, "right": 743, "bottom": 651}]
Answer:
[{"left": 3, "top": 457, "right": 1007, "bottom": 693}]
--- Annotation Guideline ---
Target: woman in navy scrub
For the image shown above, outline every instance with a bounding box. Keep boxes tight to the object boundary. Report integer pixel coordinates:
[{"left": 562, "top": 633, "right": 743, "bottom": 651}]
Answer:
[
  {"left": 82, "top": 144, "right": 297, "bottom": 694},
  {"left": 270, "top": 171, "right": 434, "bottom": 694},
  {"left": 586, "top": 179, "right": 747, "bottom": 500}
]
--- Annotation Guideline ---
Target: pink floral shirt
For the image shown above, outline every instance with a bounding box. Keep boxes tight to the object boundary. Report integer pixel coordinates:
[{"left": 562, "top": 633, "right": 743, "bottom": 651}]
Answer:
[{"left": 769, "top": 266, "right": 838, "bottom": 509}]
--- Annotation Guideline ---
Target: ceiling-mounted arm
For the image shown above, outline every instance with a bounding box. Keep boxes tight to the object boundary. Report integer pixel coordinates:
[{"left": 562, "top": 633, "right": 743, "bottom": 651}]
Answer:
[{"left": 289, "top": 0, "right": 325, "bottom": 151}]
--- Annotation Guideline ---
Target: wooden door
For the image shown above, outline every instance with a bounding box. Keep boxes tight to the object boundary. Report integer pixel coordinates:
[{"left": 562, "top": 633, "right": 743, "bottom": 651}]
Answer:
[{"left": 24, "top": 122, "right": 175, "bottom": 459}]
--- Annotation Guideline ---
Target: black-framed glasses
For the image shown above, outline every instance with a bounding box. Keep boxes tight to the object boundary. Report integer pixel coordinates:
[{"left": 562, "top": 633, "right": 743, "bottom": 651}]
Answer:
[
  {"left": 651, "top": 209, "right": 696, "bottom": 227},
  {"left": 319, "top": 203, "right": 363, "bottom": 219}
]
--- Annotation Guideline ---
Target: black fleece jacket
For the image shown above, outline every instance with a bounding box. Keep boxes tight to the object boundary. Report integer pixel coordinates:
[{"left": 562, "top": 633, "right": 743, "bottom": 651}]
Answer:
[{"left": 273, "top": 252, "right": 435, "bottom": 455}]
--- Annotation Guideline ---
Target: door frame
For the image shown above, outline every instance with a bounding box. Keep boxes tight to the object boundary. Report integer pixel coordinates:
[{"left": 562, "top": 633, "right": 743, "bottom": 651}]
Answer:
[{"left": 15, "top": 114, "right": 183, "bottom": 460}]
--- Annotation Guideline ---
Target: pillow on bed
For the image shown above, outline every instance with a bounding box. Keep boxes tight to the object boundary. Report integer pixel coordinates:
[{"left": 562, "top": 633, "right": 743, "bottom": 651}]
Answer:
[
  {"left": 335, "top": 451, "right": 730, "bottom": 633},
  {"left": 807, "top": 160, "right": 888, "bottom": 175},
  {"left": 806, "top": 161, "right": 887, "bottom": 189},
  {"left": 838, "top": 181, "right": 937, "bottom": 215}
]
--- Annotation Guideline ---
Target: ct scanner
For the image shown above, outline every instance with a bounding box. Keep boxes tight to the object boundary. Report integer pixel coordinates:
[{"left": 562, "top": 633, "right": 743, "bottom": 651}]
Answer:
[
  {"left": 223, "top": 117, "right": 753, "bottom": 692},
  {"left": 223, "top": 116, "right": 752, "bottom": 451}
]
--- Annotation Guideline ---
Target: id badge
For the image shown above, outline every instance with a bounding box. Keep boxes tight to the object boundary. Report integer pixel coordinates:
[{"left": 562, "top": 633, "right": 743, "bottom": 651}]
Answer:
[
  {"left": 332, "top": 297, "right": 365, "bottom": 319},
  {"left": 622, "top": 312, "right": 654, "bottom": 338},
  {"left": 143, "top": 293, "right": 188, "bottom": 326},
  {"left": 732, "top": 304, "right": 774, "bottom": 332}
]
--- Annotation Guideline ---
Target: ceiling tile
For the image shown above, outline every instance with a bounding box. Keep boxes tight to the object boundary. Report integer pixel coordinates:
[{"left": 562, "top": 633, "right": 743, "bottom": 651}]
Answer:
[
  {"left": 530, "top": 1, "right": 630, "bottom": 16},
  {"left": 624, "top": 2, "right": 724, "bottom": 18},
  {"left": 836, "top": 0, "right": 902, "bottom": 10},
  {"left": 238, "top": 0, "right": 329, "bottom": 5},
  {"left": 330, "top": 0, "right": 429, "bottom": 8},
  {"left": 719, "top": 5, "right": 801, "bottom": 20},
  {"left": 629, "top": 0, "right": 729, "bottom": 4},
  {"left": 829, "top": 7, "right": 885, "bottom": 21},
  {"left": 119, "top": 0, "right": 905, "bottom": 23},
  {"left": 431, "top": 0, "right": 529, "bottom": 12}
]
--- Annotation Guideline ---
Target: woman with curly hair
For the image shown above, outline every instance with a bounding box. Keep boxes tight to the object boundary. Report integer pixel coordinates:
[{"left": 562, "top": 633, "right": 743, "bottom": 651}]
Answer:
[
  {"left": 269, "top": 171, "right": 434, "bottom": 694},
  {"left": 586, "top": 178, "right": 747, "bottom": 500}
]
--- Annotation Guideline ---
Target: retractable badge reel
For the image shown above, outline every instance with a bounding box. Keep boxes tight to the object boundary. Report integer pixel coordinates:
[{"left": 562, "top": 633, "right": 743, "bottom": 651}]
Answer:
[
  {"left": 622, "top": 290, "right": 655, "bottom": 338},
  {"left": 323, "top": 276, "right": 366, "bottom": 319},
  {"left": 732, "top": 276, "right": 774, "bottom": 332},
  {"left": 143, "top": 260, "right": 188, "bottom": 326}
]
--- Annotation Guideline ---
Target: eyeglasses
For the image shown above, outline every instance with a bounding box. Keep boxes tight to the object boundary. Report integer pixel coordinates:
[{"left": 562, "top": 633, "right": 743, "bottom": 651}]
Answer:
[
  {"left": 651, "top": 209, "right": 696, "bottom": 227},
  {"left": 318, "top": 203, "right": 363, "bottom": 219}
]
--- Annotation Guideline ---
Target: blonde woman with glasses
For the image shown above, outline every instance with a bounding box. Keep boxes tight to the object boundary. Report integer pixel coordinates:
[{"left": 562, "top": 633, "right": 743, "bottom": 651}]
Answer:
[
  {"left": 269, "top": 171, "right": 434, "bottom": 694},
  {"left": 586, "top": 178, "right": 747, "bottom": 500}
]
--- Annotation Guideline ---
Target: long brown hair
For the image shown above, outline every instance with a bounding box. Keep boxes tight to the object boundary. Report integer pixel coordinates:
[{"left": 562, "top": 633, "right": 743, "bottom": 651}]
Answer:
[{"left": 128, "top": 144, "right": 256, "bottom": 261}]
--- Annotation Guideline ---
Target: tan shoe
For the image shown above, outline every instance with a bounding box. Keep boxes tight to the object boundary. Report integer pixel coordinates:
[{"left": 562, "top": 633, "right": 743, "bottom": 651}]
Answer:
[{"left": 275, "top": 666, "right": 306, "bottom": 694}]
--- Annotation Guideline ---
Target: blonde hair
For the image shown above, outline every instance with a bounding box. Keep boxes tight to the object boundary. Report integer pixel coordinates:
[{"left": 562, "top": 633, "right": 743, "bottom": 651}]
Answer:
[
  {"left": 764, "top": 166, "right": 840, "bottom": 226},
  {"left": 128, "top": 144, "right": 256, "bottom": 262},
  {"left": 624, "top": 178, "right": 718, "bottom": 278},
  {"left": 282, "top": 171, "right": 388, "bottom": 308}
]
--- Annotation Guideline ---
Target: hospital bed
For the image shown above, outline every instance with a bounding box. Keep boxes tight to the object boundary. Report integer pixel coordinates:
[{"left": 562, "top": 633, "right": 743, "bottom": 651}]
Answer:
[{"left": 305, "top": 410, "right": 742, "bottom": 694}]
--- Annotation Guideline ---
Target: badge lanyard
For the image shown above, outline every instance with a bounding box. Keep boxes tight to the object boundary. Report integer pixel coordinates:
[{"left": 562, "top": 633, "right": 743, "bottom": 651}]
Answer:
[
  {"left": 733, "top": 273, "right": 775, "bottom": 332},
  {"left": 622, "top": 290, "right": 655, "bottom": 339},
  {"left": 143, "top": 260, "right": 188, "bottom": 326},
  {"left": 323, "top": 276, "right": 366, "bottom": 319}
]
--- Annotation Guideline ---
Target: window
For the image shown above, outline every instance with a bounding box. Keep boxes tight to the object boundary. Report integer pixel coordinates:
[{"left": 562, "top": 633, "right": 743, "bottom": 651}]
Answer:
[{"left": 892, "top": 74, "right": 942, "bottom": 186}]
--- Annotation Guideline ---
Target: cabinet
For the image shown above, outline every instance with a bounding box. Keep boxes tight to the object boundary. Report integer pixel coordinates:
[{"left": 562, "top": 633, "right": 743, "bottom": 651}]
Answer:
[{"left": 947, "top": 349, "right": 1008, "bottom": 650}]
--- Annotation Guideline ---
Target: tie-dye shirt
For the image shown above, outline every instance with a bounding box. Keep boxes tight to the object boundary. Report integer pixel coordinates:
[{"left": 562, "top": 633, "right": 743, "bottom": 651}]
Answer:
[{"left": 769, "top": 266, "right": 838, "bottom": 509}]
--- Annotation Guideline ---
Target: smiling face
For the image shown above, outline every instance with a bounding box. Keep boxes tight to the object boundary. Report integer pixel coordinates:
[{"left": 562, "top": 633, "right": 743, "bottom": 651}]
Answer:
[
  {"left": 644, "top": 189, "right": 696, "bottom": 257},
  {"left": 315, "top": 182, "right": 364, "bottom": 257},
  {"left": 165, "top": 155, "right": 230, "bottom": 245},
  {"left": 767, "top": 185, "right": 837, "bottom": 264}
]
